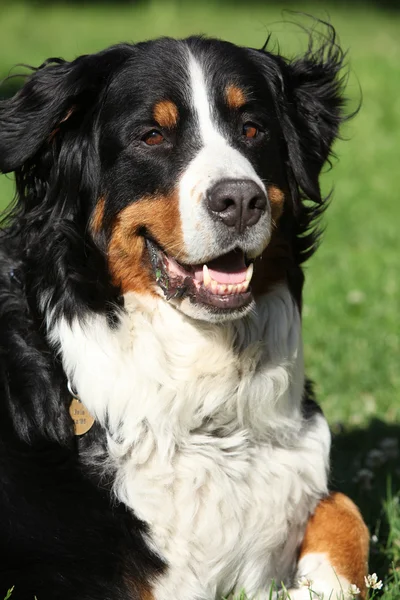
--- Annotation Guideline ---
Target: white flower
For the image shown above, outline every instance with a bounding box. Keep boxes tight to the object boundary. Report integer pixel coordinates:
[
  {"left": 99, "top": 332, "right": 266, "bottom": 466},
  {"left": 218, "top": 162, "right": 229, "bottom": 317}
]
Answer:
[
  {"left": 364, "top": 573, "right": 383, "bottom": 590},
  {"left": 348, "top": 583, "right": 361, "bottom": 597},
  {"left": 298, "top": 576, "right": 313, "bottom": 588}
]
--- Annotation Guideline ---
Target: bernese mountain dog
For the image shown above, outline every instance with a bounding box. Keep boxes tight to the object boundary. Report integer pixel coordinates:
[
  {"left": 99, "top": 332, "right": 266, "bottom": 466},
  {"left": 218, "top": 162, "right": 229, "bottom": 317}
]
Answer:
[{"left": 0, "top": 24, "right": 369, "bottom": 600}]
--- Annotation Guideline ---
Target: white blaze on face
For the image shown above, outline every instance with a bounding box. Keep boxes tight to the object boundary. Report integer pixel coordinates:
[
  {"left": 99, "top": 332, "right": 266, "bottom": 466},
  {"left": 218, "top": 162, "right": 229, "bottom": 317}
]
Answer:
[{"left": 178, "top": 51, "right": 269, "bottom": 264}]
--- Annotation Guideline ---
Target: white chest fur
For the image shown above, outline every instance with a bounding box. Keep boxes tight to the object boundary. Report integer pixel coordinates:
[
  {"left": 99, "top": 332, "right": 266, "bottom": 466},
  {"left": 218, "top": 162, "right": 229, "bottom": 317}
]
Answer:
[{"left": 50, "top": 285, "right": 331, "bottom": 600}]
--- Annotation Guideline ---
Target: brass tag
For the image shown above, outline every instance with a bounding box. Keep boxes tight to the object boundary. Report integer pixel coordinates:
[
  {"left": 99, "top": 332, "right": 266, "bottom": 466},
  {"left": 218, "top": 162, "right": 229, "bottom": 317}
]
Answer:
[{"left": 69, "top": 397, "right": 95, "bottom": 436}]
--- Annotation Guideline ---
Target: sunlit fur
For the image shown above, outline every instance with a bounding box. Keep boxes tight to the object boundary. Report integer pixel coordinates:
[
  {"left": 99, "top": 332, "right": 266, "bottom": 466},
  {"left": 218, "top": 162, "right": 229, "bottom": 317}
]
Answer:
[
  {"left": 0, "top": 22, "right": 364, "bottom": 600},
  {"left": 49, "top": 284, "right": 331, "bottom": 599}
]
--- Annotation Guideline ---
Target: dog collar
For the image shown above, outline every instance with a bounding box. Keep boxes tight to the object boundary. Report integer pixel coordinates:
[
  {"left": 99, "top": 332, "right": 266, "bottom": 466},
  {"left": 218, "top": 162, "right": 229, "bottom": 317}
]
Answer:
[{"left": 68, "top": 381, "right": 95, "bottom": 436}]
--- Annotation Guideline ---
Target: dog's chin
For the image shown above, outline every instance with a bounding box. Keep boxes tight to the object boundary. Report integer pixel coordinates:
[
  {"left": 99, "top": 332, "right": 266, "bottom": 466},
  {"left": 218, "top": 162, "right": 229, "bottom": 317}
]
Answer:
[{"left": 145, "top": 238, "right": 257, "bottom": 323}]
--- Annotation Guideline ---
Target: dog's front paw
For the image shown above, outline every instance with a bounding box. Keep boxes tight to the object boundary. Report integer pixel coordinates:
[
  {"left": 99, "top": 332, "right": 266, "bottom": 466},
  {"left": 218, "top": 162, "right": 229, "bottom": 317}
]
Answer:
[{"left": 283, "top": 580, "right": 356, "bottom": 600}]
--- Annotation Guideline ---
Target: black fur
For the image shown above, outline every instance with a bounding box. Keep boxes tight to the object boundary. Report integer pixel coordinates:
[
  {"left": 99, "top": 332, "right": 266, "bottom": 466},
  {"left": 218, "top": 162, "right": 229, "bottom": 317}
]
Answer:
[
  {"left": 249, "top": 21, "right": 348, "bottom": 264},
  {"left": 0, "top": 27, "right": 347, "bottom": 598}
]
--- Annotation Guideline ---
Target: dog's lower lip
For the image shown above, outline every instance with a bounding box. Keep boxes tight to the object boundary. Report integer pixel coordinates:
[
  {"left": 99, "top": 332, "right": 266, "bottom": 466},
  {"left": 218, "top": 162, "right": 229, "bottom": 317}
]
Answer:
[
  {"left": 194, "top": 286, "right": 252, "bottom": 309},
  {"left": 145, "top": 239, "right": 254, "bottom": 309}
]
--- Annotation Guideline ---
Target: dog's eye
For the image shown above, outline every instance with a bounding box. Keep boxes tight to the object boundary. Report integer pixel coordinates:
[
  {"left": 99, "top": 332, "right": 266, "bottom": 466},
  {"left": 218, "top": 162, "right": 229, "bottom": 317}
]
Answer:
[
  {"left": 242, "top": 123, "right": 259, "bottom": 139},
  {"left": 142, "top": 130, "right": 165, "bottom": 146}
]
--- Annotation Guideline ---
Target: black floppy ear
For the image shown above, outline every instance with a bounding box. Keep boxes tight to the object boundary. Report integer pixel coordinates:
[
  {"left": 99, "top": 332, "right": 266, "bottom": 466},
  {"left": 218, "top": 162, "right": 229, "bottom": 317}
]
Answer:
[
  {"left": 279, "top": 26, "right": 348, "bottom": 204},
  {"left": 0, "top": 45, "right": 133, "bottom": 173},
  {"left": 248, "top": 23, "right": 349, "bottom": 262}
]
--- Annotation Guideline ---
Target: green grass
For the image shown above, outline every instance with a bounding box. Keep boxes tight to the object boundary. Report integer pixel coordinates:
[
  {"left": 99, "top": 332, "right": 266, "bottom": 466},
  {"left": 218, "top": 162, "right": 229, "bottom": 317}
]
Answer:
[
  {"left": 3, "top": 588, "right": 14, "bottom": 600},
  {"left": 0, "top": 1, "right": 399, "bottom": 598}
]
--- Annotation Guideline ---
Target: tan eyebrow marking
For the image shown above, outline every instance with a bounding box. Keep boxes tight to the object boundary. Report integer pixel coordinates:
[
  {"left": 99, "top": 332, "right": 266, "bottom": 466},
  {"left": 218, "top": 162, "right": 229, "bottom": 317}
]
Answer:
[
  {"left": 153, "top": 100, "right": 179, "bottom": 129},
  {"left": 225, "top": 84, "right": 247, "bottom": 110}
]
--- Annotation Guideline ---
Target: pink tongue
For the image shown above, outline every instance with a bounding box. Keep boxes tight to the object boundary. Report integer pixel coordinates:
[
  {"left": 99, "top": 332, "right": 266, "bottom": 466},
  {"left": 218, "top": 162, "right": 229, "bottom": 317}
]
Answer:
[{"left": 194, "top": 251, "right": 247, "bottom": 284}]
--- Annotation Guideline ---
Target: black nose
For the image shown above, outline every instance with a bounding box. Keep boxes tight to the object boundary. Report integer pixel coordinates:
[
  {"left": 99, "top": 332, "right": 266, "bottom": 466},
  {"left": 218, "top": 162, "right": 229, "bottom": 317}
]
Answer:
[{"left": 207, "top": 179, "right": 267, "bottom": 233}]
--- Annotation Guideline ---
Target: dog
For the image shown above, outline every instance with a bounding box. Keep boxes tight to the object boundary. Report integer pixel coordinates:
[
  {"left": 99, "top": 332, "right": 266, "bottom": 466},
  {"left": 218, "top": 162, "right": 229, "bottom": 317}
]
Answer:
[{"left": 0, "top": 25, "right": 369, "bottom": 600}]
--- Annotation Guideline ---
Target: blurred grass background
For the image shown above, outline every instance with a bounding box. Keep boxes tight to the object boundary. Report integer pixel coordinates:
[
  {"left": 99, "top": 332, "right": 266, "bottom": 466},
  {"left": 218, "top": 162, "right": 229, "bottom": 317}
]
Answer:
[{"left": 0, "top": 0, "right": 399, "bottom": 596}]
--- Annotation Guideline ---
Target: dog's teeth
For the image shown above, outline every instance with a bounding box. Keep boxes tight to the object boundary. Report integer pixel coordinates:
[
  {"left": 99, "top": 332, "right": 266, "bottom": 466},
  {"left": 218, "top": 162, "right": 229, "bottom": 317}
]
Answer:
[
  {"left": 203, "top": 267, "right": 251, "bottom": 295},
  {"left": 203, "top": 264, "right": 211, "bottom": 286},
  {"left": 245, "top": 262, "right": 254, "bottom": 283}
]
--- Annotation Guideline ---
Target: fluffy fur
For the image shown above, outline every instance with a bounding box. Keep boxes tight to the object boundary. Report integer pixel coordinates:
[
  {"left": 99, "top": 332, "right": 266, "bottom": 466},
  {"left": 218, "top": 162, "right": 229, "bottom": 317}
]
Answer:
[
  {"left": 0, "top": 23, "right": 368, "bottom": 600},
  {"left": 50, "top": 286, "right": 331, "bottom": 599}
]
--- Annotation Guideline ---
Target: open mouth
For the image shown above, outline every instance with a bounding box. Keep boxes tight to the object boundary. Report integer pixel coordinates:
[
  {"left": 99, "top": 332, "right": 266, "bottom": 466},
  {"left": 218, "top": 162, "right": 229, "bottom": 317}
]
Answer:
[{"left": 146, "top": 239, "right": 254, "bottom": 311}]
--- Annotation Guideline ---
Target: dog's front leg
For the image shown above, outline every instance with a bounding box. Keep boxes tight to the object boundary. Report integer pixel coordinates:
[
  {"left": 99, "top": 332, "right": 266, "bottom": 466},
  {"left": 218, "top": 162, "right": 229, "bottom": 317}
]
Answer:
[{"left": 286, "top": 492, "right": 369, "bottom": 600}]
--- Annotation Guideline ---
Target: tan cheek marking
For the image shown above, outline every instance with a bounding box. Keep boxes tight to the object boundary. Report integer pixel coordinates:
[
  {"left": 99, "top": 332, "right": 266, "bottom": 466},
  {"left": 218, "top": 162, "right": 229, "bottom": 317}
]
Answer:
[
  {"left": 91, "top": 197, "right": 105, "bottom": 235},
  {"left": 108, "top": 192, "right": 185, "bottom": 295},
  {"left": 267, "top": 185, "right": 285, "bottom": 223},
  {"left": 299, "top": 492, "right": 369, "bottom": 597},
  {"left": 225, "top": 84, "right": 246, "bottom": 110},
  {"left": 153, "top": 100, "right": 179, "bottom": 129}
]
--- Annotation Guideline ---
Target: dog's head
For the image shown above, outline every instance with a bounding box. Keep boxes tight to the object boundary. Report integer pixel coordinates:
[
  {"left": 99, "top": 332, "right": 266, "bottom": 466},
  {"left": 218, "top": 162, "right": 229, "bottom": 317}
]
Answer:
[{"left": 0, "top": 27, "right": 346, "bottom": 323}]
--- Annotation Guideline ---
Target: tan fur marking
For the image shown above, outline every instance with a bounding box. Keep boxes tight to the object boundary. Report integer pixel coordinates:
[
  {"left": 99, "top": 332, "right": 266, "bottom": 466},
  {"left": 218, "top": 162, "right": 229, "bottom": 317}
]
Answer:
[
  {"left": 225, "top": 84, "right": 246, "bottom": 110},
  {"left": 139, "top": 588, "right": 155, "bottom": 600},
  {"left": 91, "top": 197, "right": 105, "bottom": 235},
  {"left": 124, "top": 572, "right": 155, "bottom": 600},
  {"left": 153, "top": 100, "right": 179, "bottom": 129},
  {"left": 267, "top": 185, "right": 285, "bottom": 223},
  {"left": 108, "top": 192, "right": 185, "bottom": 295},
  {"left": 300, "top": 492, "right": 369, "bottom": 598}
]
